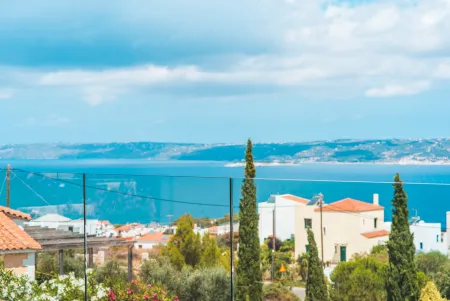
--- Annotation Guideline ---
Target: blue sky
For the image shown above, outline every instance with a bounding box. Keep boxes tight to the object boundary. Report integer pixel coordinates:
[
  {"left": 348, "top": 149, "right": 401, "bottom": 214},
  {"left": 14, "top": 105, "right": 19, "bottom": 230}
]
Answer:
[{"left": 1, "top": 0, "right": 450, "bottom": 144}]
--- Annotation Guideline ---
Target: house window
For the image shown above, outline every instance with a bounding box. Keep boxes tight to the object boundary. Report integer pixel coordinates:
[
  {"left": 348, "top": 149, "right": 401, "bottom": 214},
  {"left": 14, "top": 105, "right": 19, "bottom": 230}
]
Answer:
[
  {"left": 323, "top": 227, "right": 326, "bottom": 236},
  {"left": 306, "top": 245, "right": 310, "bottom": 253},
  {"left": 374, "top": 218, "right": 378, "bottom": 229},
  {"left": 437, "top": 235, "right": 439, "bottom": 243},
  {"left": 441, "top": 233, "right": 444, "bottom": 243},
  {"left": 304, "top": 218, "right": 312, "bottom": 229},
  {"left": 68, "top": 226, "right": 74, "bottom": 232},
  {"left": 139, "top": 245, "right": 143, "bottom": 249},
  {"left": 420, "top": 242, "right": 423, "bottom": 250},
  {"left": 363, "top": 219, "right": 365, "bottom": 225},
  {"left": 335, "top": 245, "right": 337, "bottom": 254}
]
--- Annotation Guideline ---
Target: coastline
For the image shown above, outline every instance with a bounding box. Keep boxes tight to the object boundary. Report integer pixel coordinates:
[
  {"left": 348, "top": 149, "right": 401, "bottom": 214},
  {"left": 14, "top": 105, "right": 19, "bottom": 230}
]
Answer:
[{"left": 224, "top": 161, "right": 450, "bottom": 167}]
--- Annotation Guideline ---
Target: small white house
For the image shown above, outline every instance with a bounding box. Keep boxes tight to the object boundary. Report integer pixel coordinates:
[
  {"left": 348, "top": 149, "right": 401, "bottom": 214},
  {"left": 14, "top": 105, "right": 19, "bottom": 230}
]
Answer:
[
  {"left": 27, "top": 214, "right": 99, "bottom": 235},
  {"left": 135, "top": 232, "right": 171, "bottom": 250},
  {"left": 385, "top": 213, "right": 448, "bottom": 254},
  {"left": 0, "top": 206, "right": 41, "bottom": 280},
  {"left": 259, "top": 194, "right": 310, "bottom": 244}
]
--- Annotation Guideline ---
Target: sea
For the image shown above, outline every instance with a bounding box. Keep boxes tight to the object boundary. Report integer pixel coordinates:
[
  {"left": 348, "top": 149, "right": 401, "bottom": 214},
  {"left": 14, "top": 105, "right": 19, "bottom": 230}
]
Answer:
[{"left": 2, "top": 160, "right": 450, "bottom": 227}]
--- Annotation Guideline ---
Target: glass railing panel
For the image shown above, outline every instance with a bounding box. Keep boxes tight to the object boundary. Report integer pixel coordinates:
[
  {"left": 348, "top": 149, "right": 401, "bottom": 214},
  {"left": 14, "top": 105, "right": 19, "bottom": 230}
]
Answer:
[{"left": 85, "top": 173, "right": 232, "bottom": 301}]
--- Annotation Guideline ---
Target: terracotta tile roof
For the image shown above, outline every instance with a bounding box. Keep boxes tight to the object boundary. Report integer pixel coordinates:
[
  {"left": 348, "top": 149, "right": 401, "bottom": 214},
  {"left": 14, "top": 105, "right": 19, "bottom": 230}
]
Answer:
[
  {"left": 116, "top": 224, "right": 134, "bottom": 232},
  {"left": 138, "top": 232, "right": 170, "bottom": 243},
  {"left": 0, "top": 212, "right": 41, "bottom": 251},
  {"left": 0, "top": 206, "right": 31, "bottom": 221},
  {"left": 362, "top": 229, "right": 390, "bottom": 239},
  {"left": 280, "top": 194, "right": 310, "bottom": 205},
  {"left": 315, "top": 198, "right": 383, "bottom": 213}
]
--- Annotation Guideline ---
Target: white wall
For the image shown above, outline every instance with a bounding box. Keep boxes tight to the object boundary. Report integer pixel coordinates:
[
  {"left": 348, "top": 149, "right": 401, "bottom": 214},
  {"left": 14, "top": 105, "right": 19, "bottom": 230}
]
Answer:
[
  {"left": 295, "top": 206, "right": 386, "bottom": 262},
  {"left": 258, "top": 196, "right": 304, "bottom": 244},
  {"left": 23, "top": 252, "right": 36, "bottom": 281},
  {"left": 385, "top": 221, "right": 448, "bottom": 254}
]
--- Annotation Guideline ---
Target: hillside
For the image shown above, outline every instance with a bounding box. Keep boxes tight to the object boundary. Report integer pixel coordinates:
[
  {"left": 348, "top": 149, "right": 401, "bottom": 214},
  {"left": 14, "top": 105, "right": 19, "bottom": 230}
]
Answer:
[{"left": 1, "top": 138, "right": 450, "bottom": 164}]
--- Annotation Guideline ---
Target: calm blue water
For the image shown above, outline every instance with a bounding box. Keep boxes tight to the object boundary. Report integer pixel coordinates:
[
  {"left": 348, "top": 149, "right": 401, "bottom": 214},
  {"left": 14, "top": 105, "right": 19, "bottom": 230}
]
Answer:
[{"left": 2, "top": 160, "right": 450, "bottom": 226}]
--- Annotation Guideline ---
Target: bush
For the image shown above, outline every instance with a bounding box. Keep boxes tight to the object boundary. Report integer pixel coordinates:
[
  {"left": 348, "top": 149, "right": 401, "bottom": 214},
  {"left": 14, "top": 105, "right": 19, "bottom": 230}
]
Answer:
[
  {"left": 263, "top": 283, "right": 300, "bottom": 301},
  {"left": 178, "top": 266, "right": 231, "bottom": 301},
  {"left": 330, "top": 257, "right": 387, "bottom": 301},
  {"left": 140, "top": 255, "right": 181, "bottom": 294},
  {"left": 95, "top": 259, "right": 127, "bottom": 289}
]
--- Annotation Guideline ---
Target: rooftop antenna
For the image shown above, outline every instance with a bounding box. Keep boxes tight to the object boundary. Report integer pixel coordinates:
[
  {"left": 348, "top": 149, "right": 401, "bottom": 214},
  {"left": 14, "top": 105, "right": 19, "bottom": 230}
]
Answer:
[{"left": 411, "top": 208, "right": 420, "bottom": 225}]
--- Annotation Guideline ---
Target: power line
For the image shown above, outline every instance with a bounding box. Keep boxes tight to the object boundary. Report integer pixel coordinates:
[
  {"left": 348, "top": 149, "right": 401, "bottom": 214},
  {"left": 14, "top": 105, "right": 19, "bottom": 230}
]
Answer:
[
  {"left": 14, "top": 169, "right": 231, "bottom": 208},
  {"left": 11, "top": 171, "right": 52, "bottom": 207},
  {"left": 12, "top": 168, "right": 450, "bottom": 231}
]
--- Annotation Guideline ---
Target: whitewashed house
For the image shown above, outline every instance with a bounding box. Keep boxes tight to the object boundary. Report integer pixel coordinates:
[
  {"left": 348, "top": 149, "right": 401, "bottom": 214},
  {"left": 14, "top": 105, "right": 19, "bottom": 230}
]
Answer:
[
  {"left": 295, "top": 194, "right": 390, "bottom": 263},
  {"left": 258, "top": 194, "right": 310, "bottom": 244},
  {"left": 0, "top": 206, "right": 41, "bottom": 280},
  {"left": 384, "top": 213, "right": 448, "bottom": 254},
  {"left": 134, "top": 232, "right": 171, "bottom": 250},
  {"left": 27, "top": 214, "right": 100, "bottom": 235}
]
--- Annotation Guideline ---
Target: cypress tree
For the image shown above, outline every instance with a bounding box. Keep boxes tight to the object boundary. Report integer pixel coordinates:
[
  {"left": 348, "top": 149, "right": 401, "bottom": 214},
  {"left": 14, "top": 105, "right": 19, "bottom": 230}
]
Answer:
[
  {"left": 236, "top": 139, "right": 262, "bottom": 301},
  {"left": 386, "top": 173, "right": 419, "bottom": 301},
  {"left": 305, "top": 228, "right": 329, "bottom": 301}
]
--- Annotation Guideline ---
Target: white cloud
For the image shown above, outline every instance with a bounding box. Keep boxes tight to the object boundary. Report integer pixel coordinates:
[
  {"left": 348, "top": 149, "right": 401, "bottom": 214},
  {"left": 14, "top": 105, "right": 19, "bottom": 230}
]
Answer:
[
  {"left": 4, "top": 0, "right": 450, "bottom": 103},
  {"left": 0, "top": 88, "right": 14, "bottom": 99},
  {"left": 434, "top": 62, "right": 450, "bottom": 79},
  {"left": 365, "top": 81, "right": 431, "bottom": 97}
]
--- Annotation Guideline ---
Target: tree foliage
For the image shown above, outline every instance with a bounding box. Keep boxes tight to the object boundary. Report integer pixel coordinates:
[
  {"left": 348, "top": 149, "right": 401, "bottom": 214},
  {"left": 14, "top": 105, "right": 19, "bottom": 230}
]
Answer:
[
  {"left": 201, "top": 233, "right": 221, "bottom": 267},
  {"left": 164, "top": 214, "right": 202, "bottom": 269},
  {"left": 266, "top": 237, "right": 283, "bottom": 251},
  {"left": 236, "top": 139, "right": 263, "bottom": 301},
  {"left": 386, "top": 173, "right": 419, "bottom": 301},
  {"left": 419, "top": 281, "right": 445, "bottom": 301},
  {"left": 330, "top": 257, "right": 387, "bottom": 301},
  {"left": 305, "top": 228, "right": 328, "bottom": 301}
]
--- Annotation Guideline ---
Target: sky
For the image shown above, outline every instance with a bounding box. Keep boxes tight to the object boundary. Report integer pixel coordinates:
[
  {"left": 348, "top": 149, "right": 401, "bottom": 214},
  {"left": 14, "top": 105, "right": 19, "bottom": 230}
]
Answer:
[{"left": 1, "top": 0, "right": 450, "bottom": 144}]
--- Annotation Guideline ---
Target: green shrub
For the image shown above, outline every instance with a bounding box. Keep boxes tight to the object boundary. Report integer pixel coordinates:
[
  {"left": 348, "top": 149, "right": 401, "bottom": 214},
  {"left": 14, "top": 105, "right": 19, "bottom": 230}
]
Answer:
[
  {"left": 263, "top": 283, "right": 300, "bottom": 301},
  {"left": 178, "top": 266, "right": 231, "bottom": 301},
  {"left": 95, "top": 259, "right": 127, "bottom": 288}
]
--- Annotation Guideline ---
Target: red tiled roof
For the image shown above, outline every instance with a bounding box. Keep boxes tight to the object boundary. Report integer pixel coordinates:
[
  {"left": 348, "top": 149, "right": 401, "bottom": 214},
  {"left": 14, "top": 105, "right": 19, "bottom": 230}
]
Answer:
[
  {"left": 0, "top": 206, "right": 31, "bottom": 220},
  {"left": 280, "top": 194, "right": 310, "bottom": 205},
  {"left": 315, "top": 198, "right": 383, "bottom": 213},
  {"left": 362, "top": 230, "right": 390, "bottom": 238},
  {"left": 0, "top": 212, "right": 41, "bottom": 251}
]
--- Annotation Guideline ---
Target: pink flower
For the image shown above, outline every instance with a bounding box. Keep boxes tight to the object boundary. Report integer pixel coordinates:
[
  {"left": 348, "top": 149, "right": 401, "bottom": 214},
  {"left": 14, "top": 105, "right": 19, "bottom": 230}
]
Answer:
[
  {"left": 144, "top": 294, "right": 149, "bottom": 300},
  {"left": 147, "top": 284, "right": 153, "bottom": 288},
  {"left": 131, "top": 280, "right": 137, "bottom": 285}
]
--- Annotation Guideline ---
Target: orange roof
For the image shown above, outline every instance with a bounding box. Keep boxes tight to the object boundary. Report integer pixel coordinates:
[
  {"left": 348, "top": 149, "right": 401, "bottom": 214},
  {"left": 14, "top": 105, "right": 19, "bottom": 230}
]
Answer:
[
  {"left": 116, "top": 224, "right": 134, "bottom": 232},
  {"left": 0, "top": 212, "right": 41, "bottom": 251},
  {"left": 362, "top": 229, "right": 390, "bottom": 239},
  {"left": 315, "top": 198, "right": 383, "bottom": 213},
  {"left": 0, "top": 206, "right": 31, "bottom": 220},
  {"left": 138, "top": 232, "right": 170, "bottom": 243},
  {"left": 280, "top": 194, "right": 310, "bottom": 205}
]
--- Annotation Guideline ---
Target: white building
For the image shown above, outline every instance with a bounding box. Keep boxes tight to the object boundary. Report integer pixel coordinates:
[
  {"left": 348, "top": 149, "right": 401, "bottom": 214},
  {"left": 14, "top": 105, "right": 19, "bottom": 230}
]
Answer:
[
  {"left": 135, "top": 232, "right": 171, "bottom": 250},
  {"left": 0, "top": 206, "right": 41, "bottom": 280},
  {"left": 258, "top": 194, "right": 310, "bottom": 244},
  {"left": 384, "top": 214, "right": 448, "bottom": 254},
  {"left": 27, "top": 214, "right": 99, "bottom": 235},
  {"left": 295, "top": 194, "right": 389, "bottom": 263}
]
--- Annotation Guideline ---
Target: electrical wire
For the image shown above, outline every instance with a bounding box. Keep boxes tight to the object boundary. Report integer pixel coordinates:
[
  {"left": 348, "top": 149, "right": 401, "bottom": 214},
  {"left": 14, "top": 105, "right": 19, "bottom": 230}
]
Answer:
[
  {"left": 11, "top": 168, "right": 450, "bottom": 231},
  {"left": 11, "top": 171, "right": 52, "bottom": 207}
]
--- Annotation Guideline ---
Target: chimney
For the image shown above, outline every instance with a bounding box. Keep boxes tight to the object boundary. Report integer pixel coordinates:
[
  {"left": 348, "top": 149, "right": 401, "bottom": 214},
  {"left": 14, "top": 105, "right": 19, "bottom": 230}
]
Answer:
[{"left": 373, "top": 194, "right": 379, "bottom": 206}]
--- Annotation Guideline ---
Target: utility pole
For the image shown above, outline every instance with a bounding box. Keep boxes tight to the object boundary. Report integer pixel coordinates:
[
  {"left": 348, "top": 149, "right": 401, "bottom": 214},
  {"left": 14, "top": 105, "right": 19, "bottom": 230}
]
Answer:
[
  {"left": 318, "top": 193, "right": 324, "bottom": 266},
  {"left": 6, "top": 164, "right": 11, "bottom": 208},
  {"left": 271, "top": 202, "right": 276, "bottom": 281}
]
